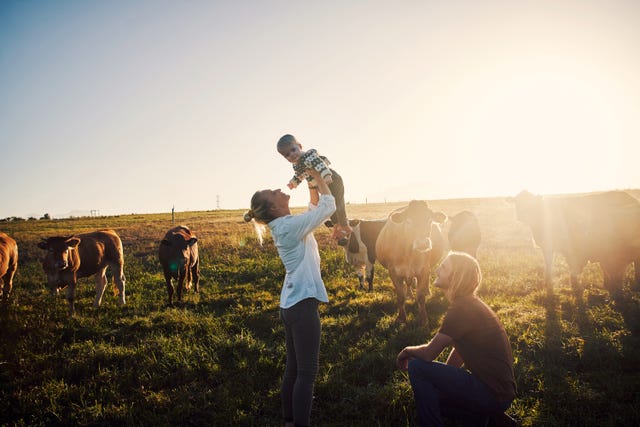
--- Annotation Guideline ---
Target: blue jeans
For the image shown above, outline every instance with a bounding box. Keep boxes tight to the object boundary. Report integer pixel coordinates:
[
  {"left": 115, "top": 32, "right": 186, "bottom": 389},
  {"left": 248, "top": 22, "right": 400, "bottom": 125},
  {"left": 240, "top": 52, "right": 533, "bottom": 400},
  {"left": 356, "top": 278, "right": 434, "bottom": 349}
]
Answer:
[
  {"left": 408, "top": 359, "right": 511, "bottom": 427},
  {"left": 280, "top": 298, "right": 321, "bottom": 426}
]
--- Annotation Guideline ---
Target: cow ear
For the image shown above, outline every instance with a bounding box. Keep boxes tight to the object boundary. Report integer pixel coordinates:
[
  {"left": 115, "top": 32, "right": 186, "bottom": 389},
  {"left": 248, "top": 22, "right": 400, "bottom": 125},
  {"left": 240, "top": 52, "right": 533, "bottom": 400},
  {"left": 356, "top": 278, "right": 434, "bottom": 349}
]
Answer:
[
  {"left": 348, "top": 219, "right": 360, "bottom": 227},
  {"left": 66, "top": 237, "right": 81, "bottom": 248},
  {"left": 432, "top": 212, "right": 447, "bottom": 223},
  {"left": 188, "top": 237, "right": 197, "bottom": 246},
  {"left": 37, "top": 240, "right": 49, "bottom": 250},
  {"left": 161, "top": 239, "right": 171, "bottom": 246}
]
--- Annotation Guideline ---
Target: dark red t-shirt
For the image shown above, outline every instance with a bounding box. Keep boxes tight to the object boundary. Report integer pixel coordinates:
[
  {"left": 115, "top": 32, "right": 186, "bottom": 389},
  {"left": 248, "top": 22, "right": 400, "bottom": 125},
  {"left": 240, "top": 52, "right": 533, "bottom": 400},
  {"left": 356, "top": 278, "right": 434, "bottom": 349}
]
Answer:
[{"left": 439, "top": 295, "right": 516, "bottom": 402}]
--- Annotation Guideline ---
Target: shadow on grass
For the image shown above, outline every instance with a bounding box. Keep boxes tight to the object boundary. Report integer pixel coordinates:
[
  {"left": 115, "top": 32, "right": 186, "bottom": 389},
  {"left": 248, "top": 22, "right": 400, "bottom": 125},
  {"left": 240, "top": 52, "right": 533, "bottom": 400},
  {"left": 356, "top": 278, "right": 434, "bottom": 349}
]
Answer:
[
  {"left": 531, "top": 290, "right": 572, "bottom": 425},
  {"left": 551, "top": 284, "right": 640, "bottom": 426}
]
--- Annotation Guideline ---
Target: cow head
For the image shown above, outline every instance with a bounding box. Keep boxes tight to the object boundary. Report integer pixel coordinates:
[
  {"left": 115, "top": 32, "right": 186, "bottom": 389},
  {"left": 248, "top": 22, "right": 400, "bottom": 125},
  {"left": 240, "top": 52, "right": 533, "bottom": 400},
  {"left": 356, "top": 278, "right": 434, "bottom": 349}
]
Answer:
[
  {"left": 160, "top": 234, "right": 197, "bottom": 272},
  {"left": 346, "top": 219, "right": 362, "bottom": 254},
  {"left": 38, "top": 236, "right": 81, "bottom": 293},
  {"left": 390, "top": 200, "right": 446, "bottom": 253},
  {"left": 509, "top": 190, "right": 543, "bottom": 226}
]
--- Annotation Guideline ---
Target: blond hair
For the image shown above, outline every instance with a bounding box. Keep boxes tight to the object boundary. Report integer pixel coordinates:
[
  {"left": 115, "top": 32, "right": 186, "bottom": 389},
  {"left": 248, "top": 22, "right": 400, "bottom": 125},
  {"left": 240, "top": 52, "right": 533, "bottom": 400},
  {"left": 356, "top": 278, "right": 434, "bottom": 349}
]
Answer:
[
  {"left": 442, "top": 251, "right": 482, "bottom": 301},
  {"left": 243, "top": 190, "right": 275, "bottom": 245}
]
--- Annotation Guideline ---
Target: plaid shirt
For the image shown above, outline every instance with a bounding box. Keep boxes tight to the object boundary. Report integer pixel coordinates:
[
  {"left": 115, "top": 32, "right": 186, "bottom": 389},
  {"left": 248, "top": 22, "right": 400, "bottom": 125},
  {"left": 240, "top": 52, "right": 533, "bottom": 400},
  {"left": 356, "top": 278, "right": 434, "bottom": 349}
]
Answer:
[{"left": 289, "top": 149, "right": 332, "bottom": 188}]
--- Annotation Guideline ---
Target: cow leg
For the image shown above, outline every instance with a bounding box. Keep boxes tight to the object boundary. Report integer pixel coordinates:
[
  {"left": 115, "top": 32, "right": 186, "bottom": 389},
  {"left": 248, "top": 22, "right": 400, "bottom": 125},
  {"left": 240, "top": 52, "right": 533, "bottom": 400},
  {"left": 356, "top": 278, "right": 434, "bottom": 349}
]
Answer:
[
  {"left": 390, "top": 271, "right": 407, "bottom": 324},
  {"left": 567, "top": 257, "right": 587, "bottom": 294},
  {"left": 176, "top": 267, "right": 186, "bottom": 302},
  {"left": 66, "top": 281, "right": 77, "bottom": 315},
  {"left": 415, "top": 275, "right": 430, "bottom": 326},
  {"left": 603, "top": 264, "right": 624, "bottom": 296},
  {"left": 569, "top": 268, "right": 583, "bottom": 294},
  {"left": 569, "top": 273, "right": 582, "bottom": 297},
  {"left": 184, "top": 260, "right": 192, "bottom": 291},
  {"left": 7, "top": 266, "right": 16, "bottom": 301},
  {"left": 192, "top": 259, "right": 200, "bottom": 293},
  {"left": 2, "top": 263, "right": 16, "bottom": 303},
  {"left": 0, "top": 276, "right": 7, "bottom": 303},
  {"left": 94, "top": 267, "right": 108, "bottom": 307},
  {"left": 164, "top": 270, "right": 174, "bottom": 306},
  {"left": 357, "top": 268, "right": 365, "bottom": 290},
  {"left": 366, "top": 264, "right": 375, "bottom": 293},
  {"left": 112, "top": 262, "right": 126, "bottom": 306}
]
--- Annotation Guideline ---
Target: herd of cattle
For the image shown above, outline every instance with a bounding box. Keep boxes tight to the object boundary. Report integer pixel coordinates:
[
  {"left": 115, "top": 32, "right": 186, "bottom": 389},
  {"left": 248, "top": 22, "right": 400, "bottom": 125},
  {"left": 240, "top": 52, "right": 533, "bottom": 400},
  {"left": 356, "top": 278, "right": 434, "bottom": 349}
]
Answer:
[
  {"left": 0, "top": 226, "right": 200, "bottom": 315},
  {"left": 1, "top": 190, "right": 639, "bottom": 322}
]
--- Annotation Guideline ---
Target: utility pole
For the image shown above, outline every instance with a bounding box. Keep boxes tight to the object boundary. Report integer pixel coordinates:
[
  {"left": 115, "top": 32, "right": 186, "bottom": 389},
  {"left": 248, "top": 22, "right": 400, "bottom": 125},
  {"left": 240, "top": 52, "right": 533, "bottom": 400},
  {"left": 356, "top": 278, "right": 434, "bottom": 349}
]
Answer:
[
  {"left": 171, "top": 205, "right": 175, "bottom": 225},
  {"left": 216, "top": 195, "right": 220, "bottom": 210}
]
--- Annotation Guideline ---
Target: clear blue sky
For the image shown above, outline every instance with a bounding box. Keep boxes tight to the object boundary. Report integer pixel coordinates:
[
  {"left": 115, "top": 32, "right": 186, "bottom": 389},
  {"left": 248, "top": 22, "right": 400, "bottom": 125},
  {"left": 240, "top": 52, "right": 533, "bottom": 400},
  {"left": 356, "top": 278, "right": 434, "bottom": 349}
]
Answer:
[{"left": 2, "top": 0, "right": 639, "bottom": 218}]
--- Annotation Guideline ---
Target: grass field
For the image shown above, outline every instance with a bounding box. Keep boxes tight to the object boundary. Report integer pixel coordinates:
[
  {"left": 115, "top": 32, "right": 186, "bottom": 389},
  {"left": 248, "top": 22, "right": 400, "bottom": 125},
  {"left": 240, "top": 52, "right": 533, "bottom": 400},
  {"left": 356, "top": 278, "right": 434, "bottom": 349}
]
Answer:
[{"left": 1, "top": 195, "right": 639, "bottom": 426}]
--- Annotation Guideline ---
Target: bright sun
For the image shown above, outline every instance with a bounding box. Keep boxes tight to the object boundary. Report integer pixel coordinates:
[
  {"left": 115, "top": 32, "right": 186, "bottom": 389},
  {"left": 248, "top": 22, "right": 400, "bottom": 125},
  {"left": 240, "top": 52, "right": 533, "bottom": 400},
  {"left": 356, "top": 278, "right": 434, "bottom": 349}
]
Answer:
[{"left": 441, "top": 57, "right": 628, "bottom": 197}]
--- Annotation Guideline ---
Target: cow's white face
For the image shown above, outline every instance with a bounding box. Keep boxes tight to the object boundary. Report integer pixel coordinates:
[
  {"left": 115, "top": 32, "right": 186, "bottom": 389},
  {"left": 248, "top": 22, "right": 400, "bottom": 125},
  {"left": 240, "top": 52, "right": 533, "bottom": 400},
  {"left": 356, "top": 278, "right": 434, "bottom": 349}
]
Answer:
[{"left": 391, "top": 201, "right": 437, "bottom": 253}]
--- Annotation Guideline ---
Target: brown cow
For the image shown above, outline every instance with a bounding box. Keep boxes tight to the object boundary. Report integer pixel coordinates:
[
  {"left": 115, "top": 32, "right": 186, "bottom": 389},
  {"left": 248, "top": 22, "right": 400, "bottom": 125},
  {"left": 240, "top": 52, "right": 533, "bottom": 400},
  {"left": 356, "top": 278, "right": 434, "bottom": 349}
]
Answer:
[
  {"left": 0, "top": 232, "right": 18, "bottom": 303},
  {"left": 510, "top": 190, "right": 640, "bottom": 294},
  {"left": 376, "top": 200, "right": 446, "bottom": 324},
  {"left": 341, "top": 218, "right": 387, "bottom": 292},
  {"left": 159, "top": 225, "right": 199, "bottom": 305},
  {"left": 38, "top": 229, "right": 126, "bottom": 314}
]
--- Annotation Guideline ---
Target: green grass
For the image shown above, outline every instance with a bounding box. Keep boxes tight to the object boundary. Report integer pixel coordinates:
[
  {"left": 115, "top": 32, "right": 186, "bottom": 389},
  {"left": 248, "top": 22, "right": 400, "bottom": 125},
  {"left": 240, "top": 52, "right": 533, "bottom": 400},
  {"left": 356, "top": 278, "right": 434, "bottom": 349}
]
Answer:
[{"left": 1, "top": 197, "right": 639, "bottom": 426}]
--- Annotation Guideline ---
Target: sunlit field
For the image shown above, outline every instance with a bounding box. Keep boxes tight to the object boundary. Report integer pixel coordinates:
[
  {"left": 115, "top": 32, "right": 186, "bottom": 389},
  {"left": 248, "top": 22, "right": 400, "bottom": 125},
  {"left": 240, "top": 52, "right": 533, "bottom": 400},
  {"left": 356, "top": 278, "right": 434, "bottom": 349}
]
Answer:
[{"left": 1, "top": 193, "right": 639, "bottom": 426}]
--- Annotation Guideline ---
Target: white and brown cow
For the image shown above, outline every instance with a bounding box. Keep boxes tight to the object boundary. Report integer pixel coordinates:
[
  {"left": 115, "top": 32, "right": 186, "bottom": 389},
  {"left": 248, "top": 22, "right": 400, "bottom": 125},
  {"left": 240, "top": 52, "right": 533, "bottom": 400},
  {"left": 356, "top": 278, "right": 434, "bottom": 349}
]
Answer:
[
  {"left": 509, "top": 190, "right": 640, "bottom": 294},
  {"left": 376, "top": 200, "right": 447, "bottom": 325},
  {"left": 38, "top": 229, "right": 126, "bottom": 314},
  {"left": 0, "top": 232, "right": 18, "bottom": 304},
  {"left": 342, "top": 218, "right": 387, "bottom": 292},
  {"left": 159, "top": 225, "right": 199, "bottom": 305}
]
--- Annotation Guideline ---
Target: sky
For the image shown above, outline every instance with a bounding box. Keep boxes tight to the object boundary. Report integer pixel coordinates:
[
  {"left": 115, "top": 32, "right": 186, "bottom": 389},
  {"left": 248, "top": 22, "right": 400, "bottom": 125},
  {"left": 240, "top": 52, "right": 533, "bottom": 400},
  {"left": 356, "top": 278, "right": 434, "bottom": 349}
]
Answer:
[{"left": 1, "top": 0, "right": 639, "bottom": 219}]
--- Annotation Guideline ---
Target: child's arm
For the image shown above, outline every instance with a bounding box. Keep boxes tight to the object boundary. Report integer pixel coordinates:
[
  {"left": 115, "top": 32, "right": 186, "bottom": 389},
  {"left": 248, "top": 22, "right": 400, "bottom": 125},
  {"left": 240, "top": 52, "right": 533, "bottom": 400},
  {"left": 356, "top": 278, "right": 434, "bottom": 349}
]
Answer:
[
  {"left": 288, "top": 175, "right": 303, "bottom": 189},
  {"left": 288, "top": 161, "right": 308, "bottom": 189}
]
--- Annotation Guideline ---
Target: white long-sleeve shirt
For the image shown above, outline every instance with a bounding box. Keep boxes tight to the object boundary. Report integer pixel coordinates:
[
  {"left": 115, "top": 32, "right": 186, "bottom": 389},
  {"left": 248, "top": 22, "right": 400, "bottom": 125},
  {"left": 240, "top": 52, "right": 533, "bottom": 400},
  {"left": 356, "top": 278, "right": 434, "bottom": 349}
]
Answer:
[{"left": 268, "top": 194, "right": 336, "bottom": 308}]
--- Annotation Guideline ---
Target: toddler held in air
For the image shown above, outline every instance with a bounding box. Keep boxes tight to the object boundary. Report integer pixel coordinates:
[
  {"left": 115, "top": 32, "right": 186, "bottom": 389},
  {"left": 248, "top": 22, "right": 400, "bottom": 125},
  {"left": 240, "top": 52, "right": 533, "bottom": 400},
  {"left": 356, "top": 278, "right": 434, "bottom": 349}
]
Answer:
[{"left": 277, "top": 134, "right": 352, "bottom": 246}]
